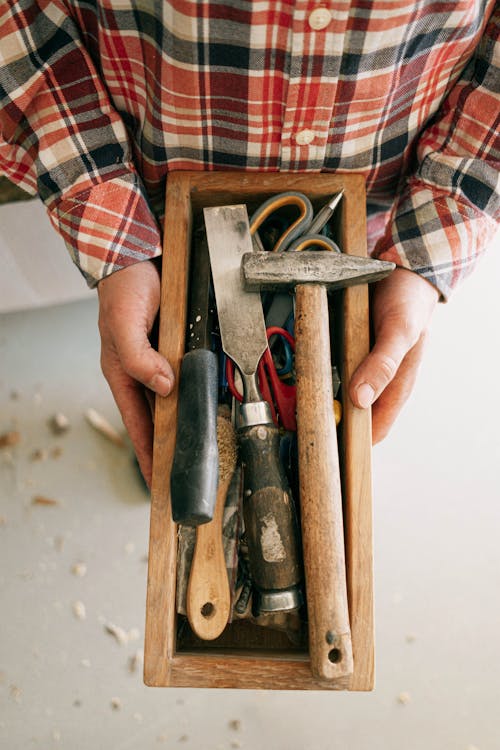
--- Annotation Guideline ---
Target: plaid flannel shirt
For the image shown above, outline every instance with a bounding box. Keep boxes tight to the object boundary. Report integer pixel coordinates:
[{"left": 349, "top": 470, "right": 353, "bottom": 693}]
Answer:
[{"left": 1, "top": 1, "right": 499, "bottom": 298}]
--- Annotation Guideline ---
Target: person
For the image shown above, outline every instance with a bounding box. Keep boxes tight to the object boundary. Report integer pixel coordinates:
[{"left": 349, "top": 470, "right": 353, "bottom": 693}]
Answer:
[{"left": 1, "top": 2, "right": 498, "bottom": 487}]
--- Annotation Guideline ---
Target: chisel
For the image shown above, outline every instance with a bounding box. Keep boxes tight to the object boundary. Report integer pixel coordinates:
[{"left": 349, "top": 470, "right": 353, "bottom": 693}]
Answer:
[{"left": 204, "top": 205, "right": 303, "bottom": 614}]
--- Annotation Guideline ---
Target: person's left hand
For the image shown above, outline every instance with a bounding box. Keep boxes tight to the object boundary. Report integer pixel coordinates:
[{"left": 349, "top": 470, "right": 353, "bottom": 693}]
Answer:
[{"left": 348, "top": 267, "right": 439, "bottom": 443}]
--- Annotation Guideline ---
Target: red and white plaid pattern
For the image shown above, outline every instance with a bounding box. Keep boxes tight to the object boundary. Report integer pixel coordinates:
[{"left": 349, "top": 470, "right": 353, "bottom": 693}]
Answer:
[{"left": 1, "top": 1, "right": 498, "bottom": 296}]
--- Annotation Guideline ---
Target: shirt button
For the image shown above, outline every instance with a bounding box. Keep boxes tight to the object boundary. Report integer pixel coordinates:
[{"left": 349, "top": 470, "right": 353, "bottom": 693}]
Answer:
[
  {"left": 295, "top": 129, "right": 315, "bottom": 145},
  {"left": 308, "top": 7, "right": 332, "bottom": 30}
]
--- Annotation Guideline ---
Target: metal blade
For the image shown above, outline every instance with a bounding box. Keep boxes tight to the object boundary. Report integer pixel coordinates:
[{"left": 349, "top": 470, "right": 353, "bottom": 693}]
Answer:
[{"left": 204, "top": 205, "right": 268, "bottom": 399}]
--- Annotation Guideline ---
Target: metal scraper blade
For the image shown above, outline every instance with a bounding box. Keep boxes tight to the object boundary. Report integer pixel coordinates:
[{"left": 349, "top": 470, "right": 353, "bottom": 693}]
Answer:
[{"left": 204, "top": 205, "right": 268, "bottom": 383}]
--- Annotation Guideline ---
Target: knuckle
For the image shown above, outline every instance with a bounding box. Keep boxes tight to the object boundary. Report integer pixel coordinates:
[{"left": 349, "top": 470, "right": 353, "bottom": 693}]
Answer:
[{"left": 377, "top": 353, "right": 398, "bottom": 383}]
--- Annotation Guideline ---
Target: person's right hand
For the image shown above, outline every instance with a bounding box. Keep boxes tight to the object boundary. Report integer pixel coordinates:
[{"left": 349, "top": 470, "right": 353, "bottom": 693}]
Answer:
[{"left": 97, "top": 260, "right": 174, "bottom": 488}]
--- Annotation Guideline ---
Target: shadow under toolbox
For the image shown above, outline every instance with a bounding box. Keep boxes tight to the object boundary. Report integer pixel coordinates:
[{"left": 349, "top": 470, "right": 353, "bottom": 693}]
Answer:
[{"left": 144, "top": 172, "right": 386, "bottom": 691}]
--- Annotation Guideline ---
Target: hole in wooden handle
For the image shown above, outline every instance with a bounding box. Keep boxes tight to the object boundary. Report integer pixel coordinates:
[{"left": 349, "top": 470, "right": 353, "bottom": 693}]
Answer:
[
  {"left": 327, "top": 648, "right": 342, "bottom": 664},
  {"left": 200, "top": 602, "right": 215, "bottom": 619}
]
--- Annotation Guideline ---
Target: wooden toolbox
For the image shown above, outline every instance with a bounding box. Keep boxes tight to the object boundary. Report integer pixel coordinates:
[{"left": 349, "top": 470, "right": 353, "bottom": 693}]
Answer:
[{"left": 144, "top": 172, "right": 374, "bottom": 691}]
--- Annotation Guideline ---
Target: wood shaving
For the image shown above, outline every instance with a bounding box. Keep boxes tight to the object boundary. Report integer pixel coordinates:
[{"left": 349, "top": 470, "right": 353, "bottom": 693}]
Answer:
[
  {"left": 32, "top": 495, "right": 60, "bottom": 507},
  {"left": 397, "top": 691, "right": 411, "bottom": 705},
  {"left": 104, "top": 622, "right": 129, "bottom": 645},
  {"left": 51, "top": 446, "right": 63, "bottom": 459},
  {"left": 85, "top": 408, "right": 125, "bottom": 447},
  {"left": 128, "top": 649, "right": 144, "bottom": 673},
  {"left": 0, "top": 430, "right": 20, "bottom": 449},
  {"left": 128, "top": 627, "right": 140, "bottom": 642},
  {"left": 72, "top": 601, "right": 86, "bottom": 620},
  {"left": 71, "top": 562, "right": 87, "bottom": 577},
  {"left": 230, "top": 743, "right": 242, "bottom": 749},
  {"left": 49, "top": 413, "right": 71, "bottom": 434},
  {"left": 228, "top": 719, "right": 242, "bottom": 731},
  {"left": 178, "top": 735, "right": 189, "bottom": 743},
  {"left": 405, "top": 633, "right": 417, "bottom": 643},
  {"left": 110, "top": 697, "right": 122, "bottom": 711}
]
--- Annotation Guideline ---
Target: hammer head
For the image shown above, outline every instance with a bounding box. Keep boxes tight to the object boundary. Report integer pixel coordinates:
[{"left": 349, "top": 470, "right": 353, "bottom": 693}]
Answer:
[{"left": 241, "top": 251, "right": 395, "bottom": 292}]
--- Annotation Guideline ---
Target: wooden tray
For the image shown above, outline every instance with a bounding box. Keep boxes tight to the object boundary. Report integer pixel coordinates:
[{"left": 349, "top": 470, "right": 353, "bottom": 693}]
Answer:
[{"left": 144, "top": 172, "right": 374, "bottom": 690}]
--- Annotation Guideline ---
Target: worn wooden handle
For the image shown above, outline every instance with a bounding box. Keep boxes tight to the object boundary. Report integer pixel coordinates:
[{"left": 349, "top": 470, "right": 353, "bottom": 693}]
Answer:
[
  {"left": 186, "top": 474, "right": 232, "bottom": 640},
  {"left": 295, "top": 283, "right": 354, "bottom": 681}
]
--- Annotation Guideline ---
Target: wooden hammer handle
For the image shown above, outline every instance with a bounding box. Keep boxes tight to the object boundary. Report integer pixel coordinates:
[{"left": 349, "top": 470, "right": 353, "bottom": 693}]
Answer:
[{"left": 295, "top": 283, "right": 354, "bottom": 681}]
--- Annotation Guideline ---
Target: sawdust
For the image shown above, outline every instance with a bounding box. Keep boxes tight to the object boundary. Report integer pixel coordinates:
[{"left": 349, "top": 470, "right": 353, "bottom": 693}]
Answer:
[
  {"left": 72, "top": 601, "right": 86, "bottom": 620},
  {"left": 0, "top": 430, "right": 20, "bottom": 448},
  {"left": 30, "top": 448, "right": 48, "bottom": 462},
  {"left": 48, "top": 413, "right": 70, "bottom": 435},
  {"left": 32, "top": 495, "right": 60, "bottom": 507},
  {"left": 397, "top": 691, "right": 411, "bottom": 705},
  {"left": 110, "top": 697, "right": 122, "bottom": 711},
  {"left": 228, "top": 719, "right": 242, "bottom": 731},
  {"left": 9, "top": 685, "right": 22, "bottom": 703},
  {"left": 71, "top": 562, "right": 87, "bottom": 577}
]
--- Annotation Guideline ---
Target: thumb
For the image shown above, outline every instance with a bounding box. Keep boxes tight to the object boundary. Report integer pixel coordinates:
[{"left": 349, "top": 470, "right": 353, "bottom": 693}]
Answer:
[
  {"left": 349, "top": 325, "right": 415, "bottom": 410},
  {"left": 114, "top": 325, "right": 174, "bottom": 396},
  {"left": 113, "top": 320, "right": 174, "bottom": 397}
]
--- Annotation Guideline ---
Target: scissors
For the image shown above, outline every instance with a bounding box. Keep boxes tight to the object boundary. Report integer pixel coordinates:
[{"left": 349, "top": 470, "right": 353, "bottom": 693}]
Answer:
[
  {"left": 250, "top": 190, "right": 342, "bottom": 253},
  {"left": 226, "top": 326, "right": 297, "bottom": 432}
]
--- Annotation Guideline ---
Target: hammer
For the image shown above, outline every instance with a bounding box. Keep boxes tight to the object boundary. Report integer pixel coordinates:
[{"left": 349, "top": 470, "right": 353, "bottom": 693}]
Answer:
[{"left": 241, "top": 250, "right": 394, "bottom": 681}]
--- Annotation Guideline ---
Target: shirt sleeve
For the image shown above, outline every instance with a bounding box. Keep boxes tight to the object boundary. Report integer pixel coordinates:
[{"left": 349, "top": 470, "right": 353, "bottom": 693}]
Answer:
[
  {"left": 0, "top": 0, "right": 162, "bottom": 288},
  {"left": 373, "top": 7, "right": 500, "bottom": 301}
]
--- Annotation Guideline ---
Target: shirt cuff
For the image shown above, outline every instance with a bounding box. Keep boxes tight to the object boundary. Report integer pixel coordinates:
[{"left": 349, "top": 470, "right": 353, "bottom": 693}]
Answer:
[
  {"left": 47, "top": 171, "right": 162, "bottom": 288},
  {"left": 372, "top": 180, "right": 498, "bottom": 301}
]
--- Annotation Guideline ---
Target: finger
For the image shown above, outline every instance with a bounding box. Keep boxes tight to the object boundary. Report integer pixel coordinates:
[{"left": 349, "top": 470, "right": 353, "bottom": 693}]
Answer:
[
  {"left": 371, "top": 335, "right": 427, "bottom": 444},
  {"left": 349, "top": 326, "right": 416, "bottom": 410},
  {"left": 102, "top": 355, "right": 155, "bottom": 487}
]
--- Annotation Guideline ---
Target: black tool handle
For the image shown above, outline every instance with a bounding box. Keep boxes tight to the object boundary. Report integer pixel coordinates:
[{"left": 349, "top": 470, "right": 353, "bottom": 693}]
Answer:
[
  {"left": 238, "top": 420, "right": 302, "bottom": 592},
  {"left": 170, "top": 349, "right": 219, "bottom": 525}
]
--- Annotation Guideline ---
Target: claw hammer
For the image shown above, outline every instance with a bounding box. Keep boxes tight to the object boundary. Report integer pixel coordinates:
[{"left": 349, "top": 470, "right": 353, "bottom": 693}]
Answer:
[{"left": 241, "top": 249, "right": 394, "bottom": 681}]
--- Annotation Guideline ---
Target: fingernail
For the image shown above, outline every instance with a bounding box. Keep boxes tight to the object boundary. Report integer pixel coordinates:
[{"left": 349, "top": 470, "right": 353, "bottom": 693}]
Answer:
[
  {"left": 356, "top": 383, "right": 375, "bottom": 409},
  {"left": 150, "top": 374, "right": 172, "bottom": 397}
]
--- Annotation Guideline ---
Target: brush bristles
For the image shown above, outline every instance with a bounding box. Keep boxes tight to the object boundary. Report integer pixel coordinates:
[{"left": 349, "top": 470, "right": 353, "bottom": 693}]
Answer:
[{"left": 216, "top": 414, "right": 237, "bottom": 483}]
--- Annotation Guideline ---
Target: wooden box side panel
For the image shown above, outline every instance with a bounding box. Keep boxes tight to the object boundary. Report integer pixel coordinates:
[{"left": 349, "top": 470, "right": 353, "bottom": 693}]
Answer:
[
  {"left": 145, "top": 175, "right": 193, "bottom": 686},
  {"left": 144, "top": 172, "right": 374, "bottom": 691}
]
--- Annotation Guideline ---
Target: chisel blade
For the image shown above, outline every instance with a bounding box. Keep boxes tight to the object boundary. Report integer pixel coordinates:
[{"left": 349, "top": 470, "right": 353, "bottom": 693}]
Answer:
[{"left": 204, "top": 205, "right": 267, "bottom": 380}]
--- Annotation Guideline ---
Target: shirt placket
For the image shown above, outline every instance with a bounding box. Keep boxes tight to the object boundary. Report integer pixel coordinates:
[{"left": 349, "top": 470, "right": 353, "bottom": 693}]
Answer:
[{"left": 280, "top": 0, "right": 351, "bottom": 171}]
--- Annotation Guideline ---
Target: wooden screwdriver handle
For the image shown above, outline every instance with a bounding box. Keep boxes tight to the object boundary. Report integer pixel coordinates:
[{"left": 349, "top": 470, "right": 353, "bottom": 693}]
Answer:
[
  {"left": 295, "top": 283, "right": 354, "bottom": 681},
  {"left": 186, "top": 473, "right": 232, "bottom": 640}
]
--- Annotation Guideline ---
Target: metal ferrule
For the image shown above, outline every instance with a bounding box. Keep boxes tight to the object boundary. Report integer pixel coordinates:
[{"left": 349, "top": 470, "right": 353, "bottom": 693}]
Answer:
[
  {"left": 237, "top": 400, "right": 273, "bottom": 428},
  {"left": 254, "top": 585, "right": 303, "bottom": 614}
]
